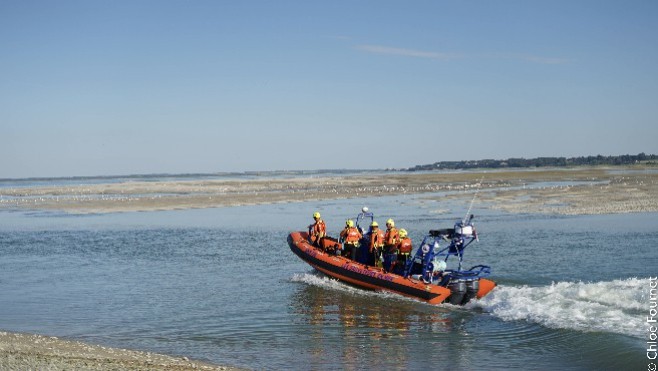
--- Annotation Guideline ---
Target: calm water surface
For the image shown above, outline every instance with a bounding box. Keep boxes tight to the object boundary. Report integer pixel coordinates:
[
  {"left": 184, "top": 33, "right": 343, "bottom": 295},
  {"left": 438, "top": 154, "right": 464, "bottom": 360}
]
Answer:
[{"left": 1, "top": 193, "right": 656, "bottom": 370}]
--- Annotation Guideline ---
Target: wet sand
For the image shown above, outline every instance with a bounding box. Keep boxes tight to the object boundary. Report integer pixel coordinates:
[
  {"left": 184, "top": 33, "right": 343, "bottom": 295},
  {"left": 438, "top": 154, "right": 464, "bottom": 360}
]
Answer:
[
  {"left": 1, "top": 167, "right": 657, "bottom": 215},
  {"left": 0, "top": 331, "right": 242, "bottom": 370}
]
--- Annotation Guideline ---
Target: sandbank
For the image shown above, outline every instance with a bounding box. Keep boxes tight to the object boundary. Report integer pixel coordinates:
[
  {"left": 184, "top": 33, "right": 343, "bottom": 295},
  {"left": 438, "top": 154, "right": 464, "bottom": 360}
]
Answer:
[{"left": 1, "top": 167, "right": 657, "bottom": 215}]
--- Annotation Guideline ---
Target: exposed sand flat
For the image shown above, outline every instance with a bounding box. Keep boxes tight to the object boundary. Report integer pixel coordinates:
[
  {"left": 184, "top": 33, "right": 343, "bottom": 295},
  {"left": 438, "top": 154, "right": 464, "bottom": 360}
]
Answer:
[
  {"left": 1, "top": 167, "right": 657, "bottom": 215},
  {"left": 480, "top": 176, "right": 658, "bottom": 215},
  {"left": 436, "top": 169, "right": 658, "bottom": 215},
  {"left": 0, "top": 331, "right": 241, "bottom": 371}
]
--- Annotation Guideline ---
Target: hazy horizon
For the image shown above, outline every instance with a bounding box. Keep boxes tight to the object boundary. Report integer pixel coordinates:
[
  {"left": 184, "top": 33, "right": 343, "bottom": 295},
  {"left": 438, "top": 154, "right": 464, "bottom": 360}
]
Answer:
[{"left": 1, "top": 152, "right": 654, "bottom": 181}]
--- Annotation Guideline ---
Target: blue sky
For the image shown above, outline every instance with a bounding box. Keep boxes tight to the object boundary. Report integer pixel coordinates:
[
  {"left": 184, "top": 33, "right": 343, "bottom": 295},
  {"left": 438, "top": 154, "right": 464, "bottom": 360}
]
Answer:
[{"left": 2, "top": 1, "right": 657, "bottom": 178}]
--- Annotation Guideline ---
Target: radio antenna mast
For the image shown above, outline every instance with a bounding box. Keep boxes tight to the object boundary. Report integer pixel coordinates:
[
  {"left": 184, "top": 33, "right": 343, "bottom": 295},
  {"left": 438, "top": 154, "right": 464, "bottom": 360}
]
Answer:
[{"left": 463, "top": 177, "right": 484, "bottom": 224}]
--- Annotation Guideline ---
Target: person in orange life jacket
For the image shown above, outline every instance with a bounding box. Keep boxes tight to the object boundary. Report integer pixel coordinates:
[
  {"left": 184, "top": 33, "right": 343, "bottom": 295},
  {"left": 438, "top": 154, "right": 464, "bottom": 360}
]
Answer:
[
  {"left": 383, "top": 219, "right": 400, "bottom": 273},
  {"left": 367, "top": 221, "right": 385, "bottom": 267},
  {"left": 395, "top": 228, "right": 413, "bottom": 275},
  {"left": 339, "top": 219, "right": 362, "bottom": 260},
  {"left": 308, "top": 211, "right": 326, "bottom": 247}
]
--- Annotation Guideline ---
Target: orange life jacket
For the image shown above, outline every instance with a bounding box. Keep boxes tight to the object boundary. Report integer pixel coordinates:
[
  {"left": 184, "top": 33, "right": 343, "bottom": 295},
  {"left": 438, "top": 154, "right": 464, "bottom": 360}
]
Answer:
[
  {"left": 340, "top": 227, "right": 362, "bottom": 244},
  {"left": 369, "top": 228, "right": 385, "bottom": 251},
  {"left": 311, "top": 220, "right": 326, "bottom": 239},
  {"left": 397, "top": 237, "right": 413, "bottom": 254},
  {"left": 384, "top": 227, "right": 400, "bottom": 246}
]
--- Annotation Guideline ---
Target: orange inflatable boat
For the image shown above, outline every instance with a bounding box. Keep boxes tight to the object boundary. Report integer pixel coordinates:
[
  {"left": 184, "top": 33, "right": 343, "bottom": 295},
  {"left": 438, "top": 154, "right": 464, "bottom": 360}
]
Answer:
[{"left": 288, "top": 211, "right": 496, "bottom": 305}]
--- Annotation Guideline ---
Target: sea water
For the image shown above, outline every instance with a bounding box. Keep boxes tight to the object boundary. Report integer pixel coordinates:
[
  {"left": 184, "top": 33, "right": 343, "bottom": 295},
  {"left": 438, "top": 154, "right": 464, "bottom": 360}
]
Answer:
[{"left": 0, "top": 183, "right": 657, "bottom": 370}]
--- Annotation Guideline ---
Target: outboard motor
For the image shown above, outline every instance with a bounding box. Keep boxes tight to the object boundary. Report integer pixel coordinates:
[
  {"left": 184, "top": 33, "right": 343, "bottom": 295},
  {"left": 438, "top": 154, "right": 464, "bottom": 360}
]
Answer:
[
  {"left": 461, "top": 279, "right": 480, "bottom": 305},
  {"left": 447, "top": 279, "right": 467, "bottom": 305}
]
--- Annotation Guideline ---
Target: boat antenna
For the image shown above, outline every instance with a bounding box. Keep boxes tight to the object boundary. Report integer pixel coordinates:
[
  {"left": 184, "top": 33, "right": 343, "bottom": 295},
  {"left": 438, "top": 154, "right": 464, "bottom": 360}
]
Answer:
[{"left": 463, "top": 176, "right": 484, "bottom": 224}]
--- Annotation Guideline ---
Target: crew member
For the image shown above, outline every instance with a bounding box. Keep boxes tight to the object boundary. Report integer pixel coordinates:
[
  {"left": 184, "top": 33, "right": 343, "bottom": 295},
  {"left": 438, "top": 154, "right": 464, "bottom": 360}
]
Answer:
[
  {"left": 396, "top": 228, "right": 413, "bottom": 275},
  {"left": 383, "top": 219, "right": 400, "bottom": 273},
  {"left": 339, "top": 219, "right": 362, "bottom": 260},
  {"left": 308, "top": 211, "right": 326, "bottom": 247},
  {"left": 368, "top": 221, "right": 385, "bottom": 267}
]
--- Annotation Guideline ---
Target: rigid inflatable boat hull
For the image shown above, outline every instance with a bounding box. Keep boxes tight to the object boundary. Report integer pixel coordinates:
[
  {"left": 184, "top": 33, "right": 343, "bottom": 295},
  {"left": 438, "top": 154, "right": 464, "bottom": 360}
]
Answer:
[{"left": 288, "top": 231, "right": 496, "bottom": 305}]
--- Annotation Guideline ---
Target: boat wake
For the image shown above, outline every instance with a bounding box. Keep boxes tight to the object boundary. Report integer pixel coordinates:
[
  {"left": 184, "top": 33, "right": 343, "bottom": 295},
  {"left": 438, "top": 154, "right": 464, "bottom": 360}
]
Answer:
[
  {"left": 290, "top": 272, "right": 412, "bottom": 302},
  {"left": 292, "top": 272, "right": 650, "bottom": 338},
  {"left": 291, "top": 272, "right": 356, "bottom": 292},
  {"left": 472, "top": 277, "right": 649, "bottom": 338}
]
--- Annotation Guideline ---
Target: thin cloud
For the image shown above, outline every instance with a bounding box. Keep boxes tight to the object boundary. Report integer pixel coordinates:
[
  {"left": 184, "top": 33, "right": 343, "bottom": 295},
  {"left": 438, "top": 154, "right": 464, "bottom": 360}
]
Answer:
[
  {"left": 355, "top": 44, "right": 462, "bottom": 60},
  {"left": 357, "top": 44, "right": 569, "bottom": 64}
]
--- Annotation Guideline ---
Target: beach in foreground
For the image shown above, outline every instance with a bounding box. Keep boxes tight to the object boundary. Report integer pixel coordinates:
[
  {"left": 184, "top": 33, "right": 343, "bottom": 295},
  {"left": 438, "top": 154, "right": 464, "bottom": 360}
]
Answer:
[
  {"left": 1, "top": 166, "right": 657, "bottom": 215},
  {"left": 0, "top": 331, "right": 241, "bottom": 371}
]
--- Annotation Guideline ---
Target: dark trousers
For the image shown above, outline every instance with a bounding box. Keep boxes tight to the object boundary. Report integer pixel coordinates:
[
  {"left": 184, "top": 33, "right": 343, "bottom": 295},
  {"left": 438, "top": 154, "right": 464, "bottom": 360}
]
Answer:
[
  {"left": 343, "top": 243, "right": 359, "bottom": 260},
  {"left": 368, "top": 247, "right": 382, "bottom": 267},
  {"left": 383, "top": 253, "right": 397, "bottom": 272},
  {"left": 395, "top": 254, "right": 410, "bottom": 275}
]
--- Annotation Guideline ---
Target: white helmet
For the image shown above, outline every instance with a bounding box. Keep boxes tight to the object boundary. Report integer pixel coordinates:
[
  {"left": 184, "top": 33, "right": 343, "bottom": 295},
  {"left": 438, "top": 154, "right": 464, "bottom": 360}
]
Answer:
[{"left": 433, "top": 259, "right": 447, "bottom": 272}]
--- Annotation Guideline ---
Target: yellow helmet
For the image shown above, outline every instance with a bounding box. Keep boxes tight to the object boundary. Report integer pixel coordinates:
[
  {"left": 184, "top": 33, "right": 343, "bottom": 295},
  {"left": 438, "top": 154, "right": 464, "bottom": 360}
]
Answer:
[
  {"left": 346, "top": 219, "right": 354, "bottom": 227},
  {"left": 386, "top": 218, "right": 395, "bottom": 227},
  {"left": 399, "top": 229, "right": 408, "bottom": 238},
  {"left": 313, "top": 212, "right": 321, "bottom": 219},
  {"left": 371, "top": 221, "right": 379, "bottom": 227}
]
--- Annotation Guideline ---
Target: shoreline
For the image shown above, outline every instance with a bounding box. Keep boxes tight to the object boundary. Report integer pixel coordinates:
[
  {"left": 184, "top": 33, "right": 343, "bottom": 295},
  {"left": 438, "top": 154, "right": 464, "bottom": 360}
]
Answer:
[
  {"left": 1, "top": 167, "right": 656, "bottom": 215},
  {"left": 0, "top": 330, "right": 242, "bottom": 370}
]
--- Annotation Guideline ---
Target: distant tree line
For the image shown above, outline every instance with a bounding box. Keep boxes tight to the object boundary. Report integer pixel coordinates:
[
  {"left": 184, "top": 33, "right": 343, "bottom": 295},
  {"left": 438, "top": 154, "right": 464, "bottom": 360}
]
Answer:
[{"left": 407, "top": 153, "right": 658, "bottom": 171}]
